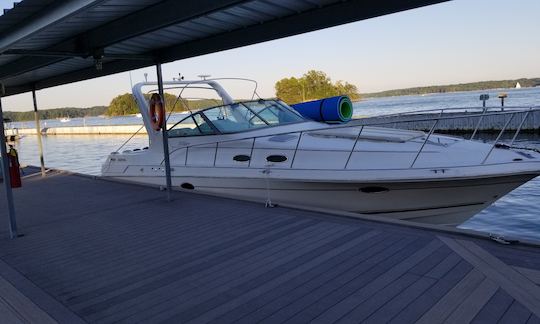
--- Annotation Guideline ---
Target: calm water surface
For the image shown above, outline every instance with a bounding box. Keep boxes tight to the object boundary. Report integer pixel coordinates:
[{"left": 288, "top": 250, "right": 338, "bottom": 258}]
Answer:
[{"left": 9, "top": 87, "right": 540, "bottom": 241}]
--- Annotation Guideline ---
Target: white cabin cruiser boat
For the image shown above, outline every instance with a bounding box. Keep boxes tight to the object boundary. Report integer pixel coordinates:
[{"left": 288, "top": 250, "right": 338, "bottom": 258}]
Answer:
[{"left": 102, "top": 80, "right": 540, "bottom": 225}]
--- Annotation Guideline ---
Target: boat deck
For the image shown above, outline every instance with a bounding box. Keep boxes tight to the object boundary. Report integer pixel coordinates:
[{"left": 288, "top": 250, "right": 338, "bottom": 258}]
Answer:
[{"left": 1, "top": 171, "right": 540, "bottom": 323}]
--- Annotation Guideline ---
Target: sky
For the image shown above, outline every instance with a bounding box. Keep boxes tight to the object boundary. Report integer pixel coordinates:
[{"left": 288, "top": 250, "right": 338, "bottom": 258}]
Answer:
[{"left": 1, "top": 0, "right": 540, "bottom": 111}]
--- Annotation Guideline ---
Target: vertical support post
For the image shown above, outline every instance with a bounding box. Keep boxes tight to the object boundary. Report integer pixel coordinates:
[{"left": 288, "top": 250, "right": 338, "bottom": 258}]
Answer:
[
  {"left": 0, "top": 92, "right": 18, "bottom": 239},
  {"left": 32, "top": 89, "right": 46, "bottom": 177},
  {"left": 156, "top": 63, "right": 172, "bottom": 201}
]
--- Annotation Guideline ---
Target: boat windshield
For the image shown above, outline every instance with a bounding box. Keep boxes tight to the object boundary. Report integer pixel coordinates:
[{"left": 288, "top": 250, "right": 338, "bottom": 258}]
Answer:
[{"left": 169, "top": 100, "right": 304, "bottom": 137}]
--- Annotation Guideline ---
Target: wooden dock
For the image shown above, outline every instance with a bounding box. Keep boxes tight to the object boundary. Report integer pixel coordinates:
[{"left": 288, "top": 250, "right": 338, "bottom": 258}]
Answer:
[{"left": 1, "top": 171, "right": 540, "bottom": 323}]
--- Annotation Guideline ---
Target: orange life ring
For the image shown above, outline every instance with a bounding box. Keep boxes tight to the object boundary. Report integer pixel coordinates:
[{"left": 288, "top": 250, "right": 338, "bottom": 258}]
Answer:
[{"left": 149, "top": 93, "right": 165, "bottom": 131}]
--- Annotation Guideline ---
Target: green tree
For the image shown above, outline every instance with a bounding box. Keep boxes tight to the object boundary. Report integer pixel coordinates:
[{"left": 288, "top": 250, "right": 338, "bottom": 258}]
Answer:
[
  {"left": 275, "top": 70, "right": 361, "bottom": 104},
  {"left": 275, "top": 77, "right": 303, "bottom": 104},
  {"left": 302, "top": 70, "right": 338, "bottom": 99},
  {"left": 335, "top": 81, "right": 361, "bottom": 101},
  {"left": 107, "top": 93, "right": 138, "bottom": 116},
  {"left": 106, "top": 93, "right": 198, "bottom": 116}
]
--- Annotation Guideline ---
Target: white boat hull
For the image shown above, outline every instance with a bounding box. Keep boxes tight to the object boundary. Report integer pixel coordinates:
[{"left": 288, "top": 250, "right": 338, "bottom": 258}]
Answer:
[
  {"left": 102, "top": 80, "right": 540, "bottom": 226},
  {"left": 110, "top": 173, "right": 537, "bottom": 226}
]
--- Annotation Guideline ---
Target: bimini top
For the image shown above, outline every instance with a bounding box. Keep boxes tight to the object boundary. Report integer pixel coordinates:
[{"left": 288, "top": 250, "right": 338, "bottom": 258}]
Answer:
[{"left": 0, "top": 0, "right": 447, "bottom": 96}]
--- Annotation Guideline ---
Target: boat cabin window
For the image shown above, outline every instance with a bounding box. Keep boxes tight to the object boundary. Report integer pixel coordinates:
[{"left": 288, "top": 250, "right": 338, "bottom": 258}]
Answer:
[
  {"left": 202, "top": 103, "right": 268, "bottom": 133},
  {"left": 168, "top": 113, "right": 216, "bottom": 137},
  {"left": 168, "top": 100, "right": 305, "bottom": 137},
  {"left": 243, "top": 101, "right": 304, "bottom": 125}
]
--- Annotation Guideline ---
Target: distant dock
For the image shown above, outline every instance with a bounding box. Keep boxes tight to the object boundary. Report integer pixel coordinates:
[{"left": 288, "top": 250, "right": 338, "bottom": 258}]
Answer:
[
  {"left": 5, "top": 124, "right": 148, "bottom": 135},
  {"left": 4, "top": 108, "right": 540, "bottom": 137},
  {"left": 354, "top": 108, "right": 540, "bottom": 133}
]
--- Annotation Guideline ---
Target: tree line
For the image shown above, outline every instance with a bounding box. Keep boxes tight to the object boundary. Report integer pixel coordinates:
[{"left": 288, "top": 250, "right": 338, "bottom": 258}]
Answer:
[
  {"left": 105, "top": 93, "right": 221, "bottom": 116},
  {"left": 3, "top": 94, "right": 222, "bottom": 122},
  {"left": 3, "top": 106, "right": 108, "bottom": 122},
  {"left": 275, "top": 70, "right": 361, "bottom": 104},
  {"left": 364, "top": 78, "right": 540, "bottom": 98}
]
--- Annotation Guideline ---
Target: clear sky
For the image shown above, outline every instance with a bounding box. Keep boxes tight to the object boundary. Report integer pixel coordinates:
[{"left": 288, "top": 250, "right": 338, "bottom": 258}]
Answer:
[{"left": 1, "top": 0, "right": 539, "bottom": 111}]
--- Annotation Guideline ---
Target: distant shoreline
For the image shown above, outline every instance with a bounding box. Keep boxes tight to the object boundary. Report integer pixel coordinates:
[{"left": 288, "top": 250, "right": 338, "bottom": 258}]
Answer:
[{"left": 363, "top": 78, "right": 540, "bottom": 99}]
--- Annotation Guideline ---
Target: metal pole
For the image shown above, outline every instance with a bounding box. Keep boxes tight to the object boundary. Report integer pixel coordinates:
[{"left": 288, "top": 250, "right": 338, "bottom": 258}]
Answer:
[
  {"left": 0, "top": 94, "right": 18, "bottom": 239},
  {"left": 410, "top": 119, "right": 439, "bottom": 168},
  {"left": 32, "top": 89, "right": 46, "bottom": 177},
  {"left": 156, "top": 63, "right": 172, "bottom": 201},
  {"left": 482, "top": 114, "right": 515, "bottom": 165}
]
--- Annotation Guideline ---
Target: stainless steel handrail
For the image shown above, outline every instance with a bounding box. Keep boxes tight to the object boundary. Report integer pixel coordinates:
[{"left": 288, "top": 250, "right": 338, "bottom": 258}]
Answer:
[
  {"left": 410, "top": 119, "right": 439, "bottom": 168},
  {"left": 290, "top": 131, "right": 303, "bottom": 168},
  {"left": 344, "top": 126, "right": 364, "bottom": 169},
  {"left": 470, "top": 107, "right": 487, "bottom": 140},
  {"left": 165, "top": 106, "right": 538, "bottom": 169},
  {"left": 481, "top": 114, "right": 515, "bottom": 164},
  {"left": 510, "top": 109, "right": 532, "bottom": 146}
]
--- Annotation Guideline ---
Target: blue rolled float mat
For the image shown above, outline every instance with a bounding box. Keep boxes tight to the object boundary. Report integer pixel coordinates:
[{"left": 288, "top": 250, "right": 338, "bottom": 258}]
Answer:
[{"left": 291, "top": 96, "right": 353, "bottom": 123}]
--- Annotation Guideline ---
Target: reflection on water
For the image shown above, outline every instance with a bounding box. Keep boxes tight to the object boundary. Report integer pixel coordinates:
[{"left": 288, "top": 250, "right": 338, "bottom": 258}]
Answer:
[
  {"left": 459, "top": 134, "right": 540, "bottom": 241},
  {"left": 13, "top": 135, "right": 148, "bottom": 175},
  {"left": 462, "top": 178, "right": 540, "bottom": 241}
]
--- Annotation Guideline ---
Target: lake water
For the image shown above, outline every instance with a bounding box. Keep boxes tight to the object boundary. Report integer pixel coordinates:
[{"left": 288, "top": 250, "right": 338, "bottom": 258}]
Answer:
[{"left": 8, "top": 87, "right": 540, "bottom": 242}]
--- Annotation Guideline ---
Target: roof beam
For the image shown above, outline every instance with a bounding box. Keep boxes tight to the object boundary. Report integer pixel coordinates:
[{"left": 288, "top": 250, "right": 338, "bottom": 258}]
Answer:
[
  {"left": 0, "top": 0, "right": 247, "bottom": 80},
  {"left": 0, "top": 0, "right": 101, "bottom": 53},
  {"left": 77, "top": 0, "right": 248, "bottom": 51},
  {"left": 3, "top": 49, "right": 153, "bottom": 61}
]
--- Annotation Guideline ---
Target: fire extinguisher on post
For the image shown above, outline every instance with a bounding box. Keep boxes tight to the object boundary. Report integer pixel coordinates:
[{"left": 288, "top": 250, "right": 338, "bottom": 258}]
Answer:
[{"left": 8, "top": 145, "right": 21, "bottom": 188}]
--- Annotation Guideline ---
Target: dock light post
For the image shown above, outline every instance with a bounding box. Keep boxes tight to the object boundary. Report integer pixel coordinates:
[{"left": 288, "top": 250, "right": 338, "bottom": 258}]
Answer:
[
  {"left": 156, "top": 63, "right": 172, "bottom": 201},
  {"left": 479, "top": 94, "right": 489, "bottom": 107},
  {"left": 32, "top": 89, "right": 46, "bottom": 177},
  {"left": 498, "top": 93, "right": 507, "bottom": 110},
  {"left": 0, "top": 86, "right": 18, "bottom": 239}
]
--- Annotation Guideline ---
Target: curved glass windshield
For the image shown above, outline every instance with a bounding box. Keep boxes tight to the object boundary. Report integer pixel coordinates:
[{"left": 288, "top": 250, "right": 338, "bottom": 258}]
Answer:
[{"left": 169, "top": 100, "right": 304, "bottom": 137}]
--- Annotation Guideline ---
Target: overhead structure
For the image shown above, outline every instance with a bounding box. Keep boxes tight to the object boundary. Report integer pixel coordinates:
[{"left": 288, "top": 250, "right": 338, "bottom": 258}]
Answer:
[
  {"left": 0, "top": 0, "right": 448, "bottom": 238},
  {"left": 0, "top": 0, "right": 447, "bottom": 95}
]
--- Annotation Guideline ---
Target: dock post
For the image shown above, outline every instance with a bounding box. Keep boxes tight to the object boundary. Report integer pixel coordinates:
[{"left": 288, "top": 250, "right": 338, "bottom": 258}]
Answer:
[
  {"left": 32, "top": 89, "right": 46, "bottom": 177},
  {"left": 498, "top": 93, "right": 507, "bottom": 111},
  {"left": 0, "top": 88, "right": 18, "bottom": 239},
  {"left": 479, "top": 94, "right": 489, "bottom": 107},
  {"left": 156, "top": 63, "right": 172, "bottom": 201}
]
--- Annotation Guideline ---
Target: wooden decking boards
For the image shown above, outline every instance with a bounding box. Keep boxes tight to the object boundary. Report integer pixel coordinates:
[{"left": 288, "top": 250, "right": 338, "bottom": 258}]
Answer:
[{"left": 0, "top": 171, "right": 539, "bottom": 323}]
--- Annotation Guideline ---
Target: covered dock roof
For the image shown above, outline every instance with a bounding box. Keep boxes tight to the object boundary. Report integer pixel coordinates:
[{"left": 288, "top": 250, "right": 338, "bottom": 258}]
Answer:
[{"left": 0, "top": 0, "right": 446, "bottom": 96}]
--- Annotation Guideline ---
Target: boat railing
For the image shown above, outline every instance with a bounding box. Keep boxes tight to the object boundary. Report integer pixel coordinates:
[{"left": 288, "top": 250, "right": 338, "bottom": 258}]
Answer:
[
  {"left": 163, "top": 106, "right": 540, "bottom": 169},
  {"left": 373, "top": 105, "right": 538, "bottom": 118}
]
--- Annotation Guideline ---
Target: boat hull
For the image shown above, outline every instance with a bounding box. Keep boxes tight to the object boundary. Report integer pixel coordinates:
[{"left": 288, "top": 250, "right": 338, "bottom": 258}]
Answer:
[{"left": 109, "top": 173, "right": 537, "bottom": 226}]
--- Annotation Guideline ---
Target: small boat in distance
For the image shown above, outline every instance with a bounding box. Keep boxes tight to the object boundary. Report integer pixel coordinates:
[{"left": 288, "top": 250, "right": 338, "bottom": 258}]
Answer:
[
  {"left": 135, "top": 113, "right": 142, "bottom": 118},
  {"left": 101, "top": 79, "right": 540, "bottom": 226},
  {"left": 59, "top": 117, "right": 71, "bottom": 123},
  {"left": 515, "top": 82, "right": 522, "bottom": 89}
]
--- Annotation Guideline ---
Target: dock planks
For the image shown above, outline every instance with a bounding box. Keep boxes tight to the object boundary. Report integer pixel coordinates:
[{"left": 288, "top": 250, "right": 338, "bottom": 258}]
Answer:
[{"left": 1, "top": 171, "right": 540, "bottom": 323}]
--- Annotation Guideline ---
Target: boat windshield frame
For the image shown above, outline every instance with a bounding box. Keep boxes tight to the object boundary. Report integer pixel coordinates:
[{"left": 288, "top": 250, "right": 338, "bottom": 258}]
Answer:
[{"left": 168, "top": 99, "right": 306, "bottom": 137}]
